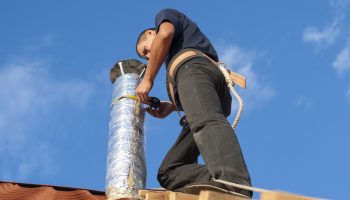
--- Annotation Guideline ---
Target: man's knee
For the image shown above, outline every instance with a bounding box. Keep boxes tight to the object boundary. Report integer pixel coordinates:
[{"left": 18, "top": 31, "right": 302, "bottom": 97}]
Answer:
[
  {"left": 157, "top": 168, "right": 172, "bottom": 190},
  {"left": 189, "top": 117, "right": 230, "bottom": 134}
]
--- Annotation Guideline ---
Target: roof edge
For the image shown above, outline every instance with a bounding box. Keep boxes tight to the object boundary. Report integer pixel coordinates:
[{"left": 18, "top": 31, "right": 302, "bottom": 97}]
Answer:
[{"left": 0, "top": 181, "right": 105, "bottom": 195}]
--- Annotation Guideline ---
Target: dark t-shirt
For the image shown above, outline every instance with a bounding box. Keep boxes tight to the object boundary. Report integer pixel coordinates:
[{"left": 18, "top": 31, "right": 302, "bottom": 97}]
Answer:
[{"left": 155, "top": 8, "right": 218, "bottom": 69}]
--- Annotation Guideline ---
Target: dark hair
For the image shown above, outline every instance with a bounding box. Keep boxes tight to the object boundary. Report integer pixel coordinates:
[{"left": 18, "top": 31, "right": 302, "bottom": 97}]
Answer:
[{"left": 136, "top": 28, "right": 155, "bottom": 58}]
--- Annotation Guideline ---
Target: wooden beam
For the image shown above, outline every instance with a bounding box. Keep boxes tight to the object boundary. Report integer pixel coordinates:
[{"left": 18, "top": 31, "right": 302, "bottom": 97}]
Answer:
[
  {"left": 168, "top": 192, "right": 198, "bottom": 200},
  {"left": 199, "top": 190, "right": 250, "bottom": 200},
  {"left": 145, "top": 191, "right": 166, "bottom": 200},
  {"left": 139, "top": 189, "right": 199, "bottom": 200},
  {"left": 139, "top": 189, "right": 148, "bottom": 199},
  {"left": 260, "top": 191, "right": 318, "bottom": 200}
]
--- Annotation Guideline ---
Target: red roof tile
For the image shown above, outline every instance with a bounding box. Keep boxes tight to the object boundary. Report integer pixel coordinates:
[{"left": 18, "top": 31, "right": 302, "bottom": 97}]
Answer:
[{"left": 0, "top": 181, "right": 107, "bottom": 200}]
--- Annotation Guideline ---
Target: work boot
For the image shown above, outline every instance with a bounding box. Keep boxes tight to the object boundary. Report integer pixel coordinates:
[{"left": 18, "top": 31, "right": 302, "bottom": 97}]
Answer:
[{"left": 175, "top": 180, "right": 252, "bottom": 199}]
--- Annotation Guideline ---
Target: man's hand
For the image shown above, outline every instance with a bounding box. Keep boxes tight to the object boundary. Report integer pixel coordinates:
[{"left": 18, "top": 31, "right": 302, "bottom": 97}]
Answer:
[
  {"left": 146, "top": 101, "right": 176, "bottom": 119},
  {"left": 135, "top": 78, "right": 153, "bottom": 104}
]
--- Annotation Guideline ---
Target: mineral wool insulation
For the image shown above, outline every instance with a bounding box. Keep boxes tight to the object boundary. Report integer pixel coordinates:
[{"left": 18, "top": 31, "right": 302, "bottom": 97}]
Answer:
[{"left": 106, "top": 60, "right": 147, "bottom": 200}]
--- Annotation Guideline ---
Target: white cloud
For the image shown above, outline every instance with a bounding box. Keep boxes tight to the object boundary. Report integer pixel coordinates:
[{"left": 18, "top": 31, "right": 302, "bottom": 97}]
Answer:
[
  {"left": 303, "top": 0, "right": 349, "bottom": 48},
  {"left": 296, "top": 95, "right": 313, "bottom": 110},
  {"left": 0, "top": 59, "right": 95, "bottom": 180},
  {"left": 333, "top": 38, "right": 350, "bottom": 75},
  {"left": 218, "top": 45, "right": 274, "bottom": 110},
  {"left": 303, "top": 21, "right": 340, "bottom": 47}
]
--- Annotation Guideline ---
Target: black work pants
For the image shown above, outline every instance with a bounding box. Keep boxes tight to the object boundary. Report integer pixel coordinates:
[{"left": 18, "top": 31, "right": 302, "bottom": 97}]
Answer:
[{"left": 157, "top": 57, "right": 251, "bottom": 190}]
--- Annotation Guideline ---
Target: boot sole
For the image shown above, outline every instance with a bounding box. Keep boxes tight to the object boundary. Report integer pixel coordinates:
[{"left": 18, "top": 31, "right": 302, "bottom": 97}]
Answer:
[{"left": 182, "top": 184, "right": 250, "bottom": 198}]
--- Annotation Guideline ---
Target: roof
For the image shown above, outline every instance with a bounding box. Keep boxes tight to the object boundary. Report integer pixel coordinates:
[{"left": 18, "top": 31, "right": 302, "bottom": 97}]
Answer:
[{"left": 0, "top": 181, "right": 107, "bottom": 200}]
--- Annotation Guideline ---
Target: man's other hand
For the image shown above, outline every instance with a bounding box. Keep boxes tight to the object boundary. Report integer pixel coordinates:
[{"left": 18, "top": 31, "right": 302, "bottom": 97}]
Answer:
[{"left": 146, "top": 101, "right": 176, "bottom": 119}]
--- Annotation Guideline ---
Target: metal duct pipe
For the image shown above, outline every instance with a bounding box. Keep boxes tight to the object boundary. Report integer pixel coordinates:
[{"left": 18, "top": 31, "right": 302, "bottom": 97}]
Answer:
[{"left": 106, "top": 60, "right": 147, "bottom": 200}]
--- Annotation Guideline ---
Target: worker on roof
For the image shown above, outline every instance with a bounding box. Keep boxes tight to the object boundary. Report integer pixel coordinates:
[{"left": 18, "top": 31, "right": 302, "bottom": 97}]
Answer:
[{"left": 135, "top": 8, "right": 252, "bottom": 198}]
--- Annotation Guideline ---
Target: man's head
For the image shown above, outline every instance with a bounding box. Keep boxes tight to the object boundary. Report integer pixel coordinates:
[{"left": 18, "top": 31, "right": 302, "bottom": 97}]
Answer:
[{"left": 136, "top": 28, "right": 156, "bottom": 60}]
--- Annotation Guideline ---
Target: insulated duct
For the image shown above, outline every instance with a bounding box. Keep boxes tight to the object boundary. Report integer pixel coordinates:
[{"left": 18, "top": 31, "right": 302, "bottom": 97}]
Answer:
[{"left": 106, "top": 59, "right": 147, "bottom": 200}]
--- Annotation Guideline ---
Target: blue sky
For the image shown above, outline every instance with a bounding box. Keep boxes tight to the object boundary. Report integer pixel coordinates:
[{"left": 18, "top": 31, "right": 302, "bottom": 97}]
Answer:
[{"left": 1, "top": 1, "right": 350, "bottom": 199}]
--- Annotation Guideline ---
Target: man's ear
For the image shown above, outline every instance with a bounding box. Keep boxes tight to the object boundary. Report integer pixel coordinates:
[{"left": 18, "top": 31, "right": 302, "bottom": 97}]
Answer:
[{"left": 146, "top": 30, "right": 156, "bottom": 36}]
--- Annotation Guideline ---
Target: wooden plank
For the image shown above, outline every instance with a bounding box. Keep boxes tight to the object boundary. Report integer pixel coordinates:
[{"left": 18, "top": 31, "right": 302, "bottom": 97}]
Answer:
[
  {"left": 139, "top": 189, "right": 148, "bottom": 199},
  {"left": 260, "top": 191, "right": 318, "bottom": 200},
  {"left": 199, "top": 190, "right": 250, "bottom": 200},
  {"left": 139, "top": 189, "right": 167, "bottom": 200},
  {"left": 145, "top": 191, "right": 167, "bottom": 200},
  {"left": 139, "top": 189, "right": 199, "bottom": 200},
  {"left": 168, "top": 192, "right": 198, "bottom": 200}
]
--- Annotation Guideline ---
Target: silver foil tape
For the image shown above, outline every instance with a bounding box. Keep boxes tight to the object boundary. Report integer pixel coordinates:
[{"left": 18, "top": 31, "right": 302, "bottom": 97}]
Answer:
[{"left": 106, "top": 73, "right": 146, "bottom": 200}]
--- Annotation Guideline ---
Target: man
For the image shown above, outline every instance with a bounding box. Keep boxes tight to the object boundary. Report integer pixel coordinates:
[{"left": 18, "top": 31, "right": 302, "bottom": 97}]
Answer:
[{"left": 135, "top": 8, "right": 252, "bottom": 197}]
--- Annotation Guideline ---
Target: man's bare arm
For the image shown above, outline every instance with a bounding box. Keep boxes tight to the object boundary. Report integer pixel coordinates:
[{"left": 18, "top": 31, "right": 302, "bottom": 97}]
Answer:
[
  {"left": 136, "top": 22, "right": 175, "bottom": 103},
  {"left": 145, "top": 21, "right": 174, "bottom": 82}
]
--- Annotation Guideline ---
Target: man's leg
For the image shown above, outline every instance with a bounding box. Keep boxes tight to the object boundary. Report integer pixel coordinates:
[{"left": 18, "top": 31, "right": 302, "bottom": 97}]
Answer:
[
  {"left": 157, "top": 122, "right": 211, "bottom": 190},
  {"left": 176, "top": 58, "right": 252, "bottom": 188}
]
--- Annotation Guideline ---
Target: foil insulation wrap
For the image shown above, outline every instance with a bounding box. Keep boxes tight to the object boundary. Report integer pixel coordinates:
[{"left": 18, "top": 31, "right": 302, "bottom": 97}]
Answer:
[{"left": 106, "top": 74, "right": 146, "bottom": 200}]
